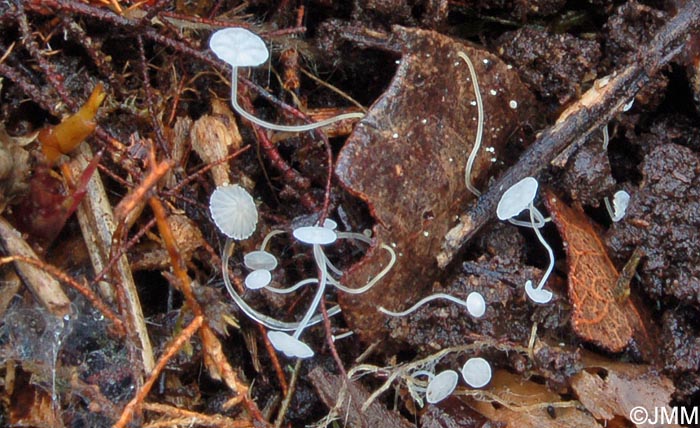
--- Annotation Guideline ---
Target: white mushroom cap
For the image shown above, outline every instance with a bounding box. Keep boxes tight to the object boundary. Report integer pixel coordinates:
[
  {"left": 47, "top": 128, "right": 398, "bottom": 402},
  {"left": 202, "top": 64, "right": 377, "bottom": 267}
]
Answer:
[
  {"left": 426, "top": 370, "right": 459, "bottom": 404},
  {"left": 267, "top": 331, "right": 314, "bottom": 359},
  {"left": 525, "top": 280, "right": 553, "bottom": 304},
  {"left": 209, "top": 184, "right": 258, "bottom": 240},
  {"left": 244, "top": 250, "right": 278, "bottom": 271},
  {"left": 461, "top": 357, "right": 492, "bottom": 388},
  {"left": 466, "top": 292, "right": 486, "bottom": 318},
  {"left": 293, "top": 225, "right": 337, "bottom": 245},
  {"left": 209, "top": 28, "right": 269, "bottom": 67},
  {"left": 496, "top": 177, "right": 539, "bottom": 220},
  {"left": 612, "top": 190, "right": 630, "bottom": 222},
  {"left": 244, "top": 269, "right": 272, "bottom": 290}
]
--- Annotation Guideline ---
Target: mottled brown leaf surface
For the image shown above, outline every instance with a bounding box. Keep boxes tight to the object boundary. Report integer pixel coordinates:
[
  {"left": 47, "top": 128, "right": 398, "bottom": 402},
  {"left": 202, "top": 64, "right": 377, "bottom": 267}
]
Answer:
[
  {"left": 335, "top": 26, "right": 535, "bottom": 343},
  {"left": 467, "top": 370, "right": 601, "bottom": 428},
  {"left": 571, "top": 354, "right": 678, "bottom": 428},
  {"left": 543, "top": 190, "right": 645, "bottom": 353}
]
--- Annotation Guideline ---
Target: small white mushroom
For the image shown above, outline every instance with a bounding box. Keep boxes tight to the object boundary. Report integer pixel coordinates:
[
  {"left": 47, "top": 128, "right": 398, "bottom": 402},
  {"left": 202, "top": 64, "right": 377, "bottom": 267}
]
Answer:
[
  {"left": 209, "top": 184, "right": 258, "bottom": 240},
  {"left": 379, "top": 292, "right": 486, "bottom": 318},
  {"left": 244, "top": 269, "right": 272, "bottom": 290},
  {"left": 604, "top": 190, "right": 630, "bottom": 223},
  {"left": 221, "top": 239, "right": 341, "bottom": 331},
  {"left": 496, "top": 177, "right": 538, "bottom": 221},
  {"left": 497, "top": 177, "right": 553, "bottom": 304},
  {"left": 426, "top": 370, "right": 459, "bottom": 404},
  {"left": 209, "top": 28, "right": 364, "bottom": 133},
  {"left": 461, "top": 357, "right": 492, "bottom": 388},
  {"left": 266, "top": 331, "right": 314, "bottom": 359},
  {"left": 244, "top": 250, "right": 278, "bottom": 271}
]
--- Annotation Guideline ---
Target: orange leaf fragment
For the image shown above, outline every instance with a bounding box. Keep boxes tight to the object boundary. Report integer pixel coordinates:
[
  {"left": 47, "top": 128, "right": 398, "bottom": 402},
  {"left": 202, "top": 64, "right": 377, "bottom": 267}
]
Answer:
[
  {"left": 38, "top": 83, "right": 106, "bottom": 164},
  {"left": 543, "top": 190, "right": 642, "bottom": 352}
]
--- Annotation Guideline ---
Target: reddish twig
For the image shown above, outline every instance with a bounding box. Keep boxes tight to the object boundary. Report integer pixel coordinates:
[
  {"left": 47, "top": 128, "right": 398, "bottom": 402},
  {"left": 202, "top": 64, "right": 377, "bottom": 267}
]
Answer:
[{"left": 113, "top": 315, "right": 204, "bottom": 428}]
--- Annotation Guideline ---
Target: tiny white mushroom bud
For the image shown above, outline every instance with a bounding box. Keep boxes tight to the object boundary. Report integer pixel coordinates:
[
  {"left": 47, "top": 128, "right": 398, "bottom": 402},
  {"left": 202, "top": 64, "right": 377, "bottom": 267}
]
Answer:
[
  {"left": 426, "top": 370, "right": 459, "bottom": 404},
  {"left": 245, "top": 269, "right": 272, "bottom": 290},
  {"left": 209, "top": 184, "right": 258, "bottom": 240},
  {"left": 267, "top": 331, "right": 314, "bottom": 359},
  {"left": 605, "top": 190, "right": 630, "bottom": 222},
  {"left": 461, "top": 357, "right": 492, "bottom": 388}
]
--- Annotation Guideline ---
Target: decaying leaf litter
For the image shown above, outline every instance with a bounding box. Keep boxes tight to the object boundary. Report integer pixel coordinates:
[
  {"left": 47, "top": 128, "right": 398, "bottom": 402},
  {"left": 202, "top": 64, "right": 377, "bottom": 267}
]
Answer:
[{"left": 1, "top": 1, "right": 699, "bottom": 427}]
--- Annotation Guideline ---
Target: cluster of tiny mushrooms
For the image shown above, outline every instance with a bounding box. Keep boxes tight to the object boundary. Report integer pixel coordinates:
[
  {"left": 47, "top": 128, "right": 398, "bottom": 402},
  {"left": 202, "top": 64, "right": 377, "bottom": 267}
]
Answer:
[{"left": 207, "top": 27, "right": 631, "bottom": 403}]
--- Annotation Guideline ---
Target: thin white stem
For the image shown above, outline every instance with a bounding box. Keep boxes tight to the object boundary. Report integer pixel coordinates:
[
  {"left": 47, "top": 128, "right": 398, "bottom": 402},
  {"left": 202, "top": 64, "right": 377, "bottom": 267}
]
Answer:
[
  {"left": 266, "top": 278, "right": 317, "bottom": 294},
  {"left": 260, "top": 229, "right": 285, "bottom": 251},
  {"left": 602, "top": 124, "right": 609, "bottom": 151},
  {"left": 231, "top": 68, "right": 365, "bottom": 133},
  {"left": 529, "top": 203, "right": 554, "bottom": 291},
  {"left": 379, "top": 293, "right": 471, "bottom": 317},
  {"left": 222, "top": 239, "right": 340, "bottom": 330},
  {"left": 331, "top": 244, "right": 396, "bottom": 294},
  {"left": 292, "top": 244, "right": 328, "bottom": 339},
  {"left": 458, "top": 51, "right": 485, "bottom": 197}
]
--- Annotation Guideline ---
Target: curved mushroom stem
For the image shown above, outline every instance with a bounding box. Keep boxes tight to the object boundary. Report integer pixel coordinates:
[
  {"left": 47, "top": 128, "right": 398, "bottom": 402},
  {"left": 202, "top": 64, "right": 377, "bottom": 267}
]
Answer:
[
  {"left": 222, "top": 239, "right": 340, "bottom": 330},
  {"left": 458, "top": 51, "right": 484, "bottom": 197},
  {"left": 260, "top": 229, "right": 285, "bottom": 251},
  {"left": 230, "top": 68, "right": 365, "bottom": 133},
  {"left": 292, "top": 244, "right": 328, "bottom": 340},
  {"left": 379, "top": 292, "right": 477, "bottom": 317},
  {"left": 525, "top": 202, "right": 554, "bottom": 303}
]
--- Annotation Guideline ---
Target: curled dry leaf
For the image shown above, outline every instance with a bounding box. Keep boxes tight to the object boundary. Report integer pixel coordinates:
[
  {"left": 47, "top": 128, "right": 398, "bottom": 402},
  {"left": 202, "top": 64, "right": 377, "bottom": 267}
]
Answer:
[
  {"left": 335, "top": 26, "right": 535, "bottom": 343},
  {"left": 543, "top": 190, "right": 650, "bottom": 354}
]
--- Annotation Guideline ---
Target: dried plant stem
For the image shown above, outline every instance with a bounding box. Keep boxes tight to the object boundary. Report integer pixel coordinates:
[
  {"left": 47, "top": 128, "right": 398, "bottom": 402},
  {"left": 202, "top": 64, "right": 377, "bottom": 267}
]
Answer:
[
  {"left": 143, "top": 402, "right": 253, "bottom": 428},
  {"left": 274, "top": 359, "right": 302, "bottom": 428}
]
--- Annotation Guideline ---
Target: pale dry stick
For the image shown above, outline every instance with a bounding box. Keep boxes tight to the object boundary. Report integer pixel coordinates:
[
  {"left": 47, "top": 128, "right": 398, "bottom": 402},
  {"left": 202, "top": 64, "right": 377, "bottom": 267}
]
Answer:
[
  {"left": 0, "top": 217, "right": 71, "bottom": 317},
  {"left": 67, "top": 144, "right": 155, "bottom": 372},
  {"left": 438, "top": 0, "right": 700, "bottom": 268},
  {"left": 113, "top": 315, "right": 204, "bottom": 428}
]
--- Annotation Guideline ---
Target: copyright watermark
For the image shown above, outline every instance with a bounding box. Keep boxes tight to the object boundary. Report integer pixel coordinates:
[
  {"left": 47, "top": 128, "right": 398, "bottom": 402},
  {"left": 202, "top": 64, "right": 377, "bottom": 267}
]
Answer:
[{"left": 629, "top": 406, "right": 698, "bottom": 426}]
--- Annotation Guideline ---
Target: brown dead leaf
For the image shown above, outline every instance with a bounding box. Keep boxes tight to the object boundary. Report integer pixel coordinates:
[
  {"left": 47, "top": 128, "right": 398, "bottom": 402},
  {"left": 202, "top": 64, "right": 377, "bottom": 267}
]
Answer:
[
  {"left": 543, "top": 190, "right": 645, "bottom": 353},
  {"left": 467, "top": 370, "right": 602, "bottom": 428},
  {"left": 335, "top": 26, "right": 535, "bottom": 343},
  {"left": 571, "top": 353, "right": 678, "bottom": 428}
]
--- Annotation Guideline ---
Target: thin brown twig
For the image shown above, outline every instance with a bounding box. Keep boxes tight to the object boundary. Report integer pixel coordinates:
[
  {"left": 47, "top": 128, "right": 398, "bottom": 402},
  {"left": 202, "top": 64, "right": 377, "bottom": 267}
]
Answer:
[{"left": 113, "top": 315, "right": 204, "bottom": 428}]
